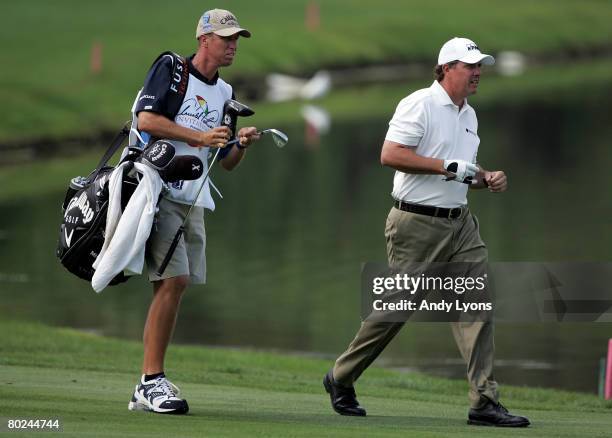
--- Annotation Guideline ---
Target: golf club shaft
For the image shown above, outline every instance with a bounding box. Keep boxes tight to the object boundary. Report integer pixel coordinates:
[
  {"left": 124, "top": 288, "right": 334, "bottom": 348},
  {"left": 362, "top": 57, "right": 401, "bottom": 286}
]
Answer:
[
  {"left": 156, "top": 146, "right": 222, "bottom": 277},
  {"left": 156, "top": 225, "right": 184, "bottom": 277}
]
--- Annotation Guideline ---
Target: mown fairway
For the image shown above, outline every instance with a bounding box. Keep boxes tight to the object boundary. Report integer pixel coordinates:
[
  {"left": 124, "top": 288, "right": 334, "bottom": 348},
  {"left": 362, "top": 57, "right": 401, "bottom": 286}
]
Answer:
[{"left": 1, "top": 320, "right": 611, "bottom": 437}]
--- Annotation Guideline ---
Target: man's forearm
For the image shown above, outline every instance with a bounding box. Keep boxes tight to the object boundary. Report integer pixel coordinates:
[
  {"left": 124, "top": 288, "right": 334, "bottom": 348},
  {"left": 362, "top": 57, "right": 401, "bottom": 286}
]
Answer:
[
  {"left": 380, "top": 140, "right": 446, "bottom": 175},
  {"left": 138, "top": 112, "right": 205, "bottom": 146},
  {"left": 220, "top": 145, "right": 245, "bottom": 170}
]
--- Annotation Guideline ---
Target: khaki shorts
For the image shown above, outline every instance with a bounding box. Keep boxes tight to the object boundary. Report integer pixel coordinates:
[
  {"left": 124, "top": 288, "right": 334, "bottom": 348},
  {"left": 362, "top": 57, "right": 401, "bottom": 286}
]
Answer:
[{"left": 146, "top": 197, "right": 206, "bottom": 284}]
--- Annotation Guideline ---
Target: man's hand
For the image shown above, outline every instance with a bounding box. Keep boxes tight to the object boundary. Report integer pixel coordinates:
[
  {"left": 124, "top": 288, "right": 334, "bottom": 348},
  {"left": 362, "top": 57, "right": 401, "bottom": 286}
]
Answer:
[
  {"left": 484, "top": 171, "right": 507, "bottom": 192},
  {"left": 443, "top": 159, "right": 479, "bottom": 184},
  {"left": 190, "top": 126, "right": 232, "bottom": 148},
  {"left": 236, "top": 126, "right": 261, "bottom": 148}
]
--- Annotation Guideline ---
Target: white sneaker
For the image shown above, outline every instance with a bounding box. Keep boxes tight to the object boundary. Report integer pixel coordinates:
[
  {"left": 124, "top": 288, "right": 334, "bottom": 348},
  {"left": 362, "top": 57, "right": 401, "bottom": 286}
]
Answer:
[{"left": 128, "top": 375, "right": 189, "bottom": 414}]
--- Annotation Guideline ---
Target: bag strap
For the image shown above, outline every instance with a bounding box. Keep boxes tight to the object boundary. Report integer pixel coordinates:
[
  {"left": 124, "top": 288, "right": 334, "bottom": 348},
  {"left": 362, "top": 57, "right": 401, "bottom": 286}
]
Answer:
[
  {"left": 160, "top": 51, "right": 189, "bottom": 121},
  {"left": 129, "top": 51, "right": 189, "bottom": 149},
  {"left": 90, "top": 121, "right": 131, "bottom": 181}
]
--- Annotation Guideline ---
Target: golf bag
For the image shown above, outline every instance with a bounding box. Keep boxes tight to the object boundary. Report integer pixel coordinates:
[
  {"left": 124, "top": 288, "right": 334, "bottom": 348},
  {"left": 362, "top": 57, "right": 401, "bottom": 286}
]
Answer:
[
  {"left": 56, "top": 130, "right": 204, "bottom": 285},
  {"left": 56, "top": 125, "right": 139, "bottom": 285}
]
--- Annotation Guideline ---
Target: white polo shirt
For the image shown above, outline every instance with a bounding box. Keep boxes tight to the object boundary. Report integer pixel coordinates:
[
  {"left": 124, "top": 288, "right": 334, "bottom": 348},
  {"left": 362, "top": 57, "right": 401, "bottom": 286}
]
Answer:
[{"left": 385, "top": 80, "right": 480, "bottom": 208}]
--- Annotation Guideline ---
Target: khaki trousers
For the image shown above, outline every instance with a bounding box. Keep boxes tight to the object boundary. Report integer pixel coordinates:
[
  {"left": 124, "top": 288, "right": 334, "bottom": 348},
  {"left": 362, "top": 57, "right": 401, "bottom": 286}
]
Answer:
[{"left": 333, "top": 206, "right": 498, "bottom": 408}]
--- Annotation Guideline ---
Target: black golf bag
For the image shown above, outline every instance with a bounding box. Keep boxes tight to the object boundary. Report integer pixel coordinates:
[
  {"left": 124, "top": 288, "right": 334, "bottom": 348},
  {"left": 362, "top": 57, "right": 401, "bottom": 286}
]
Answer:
[
  {"left": 56, "top": 127, "right": 204, "bottom": 285},
  {"left": 56, "top": 125, "right": 139, "bottom": 285}
]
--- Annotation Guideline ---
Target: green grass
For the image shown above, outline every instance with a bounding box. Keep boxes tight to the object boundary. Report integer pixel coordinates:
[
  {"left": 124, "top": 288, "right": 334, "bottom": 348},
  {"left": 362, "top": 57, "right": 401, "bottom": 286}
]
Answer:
[
  {"left": 1, "top": 319, "right": 611, "bottom": 437},
  {"left": 1, "top": 0, "right": 612, "bottom": 143}
]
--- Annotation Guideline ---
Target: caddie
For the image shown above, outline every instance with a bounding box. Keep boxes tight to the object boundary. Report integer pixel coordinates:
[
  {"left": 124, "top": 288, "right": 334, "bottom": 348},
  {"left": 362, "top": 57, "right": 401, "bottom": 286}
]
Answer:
[{"left": 127, "top": 8, "right": 260, "bottom": 415}]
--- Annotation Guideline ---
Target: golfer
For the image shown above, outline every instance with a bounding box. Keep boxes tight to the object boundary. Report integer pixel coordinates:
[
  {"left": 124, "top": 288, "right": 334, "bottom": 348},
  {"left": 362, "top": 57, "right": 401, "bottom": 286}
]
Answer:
[
  {"left": 324, "top": 37, "right": 530, "bottom": 427},
  {"left": 127, "top": 9, "right": 260, "bottom": 414}
]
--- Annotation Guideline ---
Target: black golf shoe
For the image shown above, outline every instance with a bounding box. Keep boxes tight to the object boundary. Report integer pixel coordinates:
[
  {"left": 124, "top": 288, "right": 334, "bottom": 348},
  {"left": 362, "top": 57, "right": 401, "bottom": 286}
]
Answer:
[
  {"left": 323, "top": 370, "right": 366, "bottom": 416},
  {"left": 468, "top": 400, "right": 530, "bottom": 427}
]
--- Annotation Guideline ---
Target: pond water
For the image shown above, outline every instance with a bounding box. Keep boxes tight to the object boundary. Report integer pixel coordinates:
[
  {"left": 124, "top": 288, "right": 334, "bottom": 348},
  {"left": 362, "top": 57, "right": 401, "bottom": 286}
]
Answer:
[{"left": 1, "top": 95, "right": 611, "bottom": 394}]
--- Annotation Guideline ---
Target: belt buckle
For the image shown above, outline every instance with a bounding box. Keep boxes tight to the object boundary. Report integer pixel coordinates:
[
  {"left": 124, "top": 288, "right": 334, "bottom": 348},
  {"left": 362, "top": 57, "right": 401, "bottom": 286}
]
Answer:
[{"left": 450, "top": 207, "right": 461, "bottom": 219}]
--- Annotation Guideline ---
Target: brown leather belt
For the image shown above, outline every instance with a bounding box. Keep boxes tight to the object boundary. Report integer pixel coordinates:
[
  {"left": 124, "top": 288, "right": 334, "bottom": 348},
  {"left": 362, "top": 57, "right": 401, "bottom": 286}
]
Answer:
[{"left": 394, "top": 200, "right": 463, "bottom": 219}]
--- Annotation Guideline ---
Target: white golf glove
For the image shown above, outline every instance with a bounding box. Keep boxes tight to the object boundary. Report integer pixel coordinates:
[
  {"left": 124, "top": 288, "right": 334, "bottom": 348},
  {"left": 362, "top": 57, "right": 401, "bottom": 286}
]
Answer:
[{"left": 443, "top": 159, "right": 479, "bottom": 184}]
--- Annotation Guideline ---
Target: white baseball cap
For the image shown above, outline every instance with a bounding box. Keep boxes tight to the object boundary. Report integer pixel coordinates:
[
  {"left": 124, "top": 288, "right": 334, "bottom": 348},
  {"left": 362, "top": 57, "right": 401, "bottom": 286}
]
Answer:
[{"left": 438, "top": 37, "right": 495, "bottom": 65}]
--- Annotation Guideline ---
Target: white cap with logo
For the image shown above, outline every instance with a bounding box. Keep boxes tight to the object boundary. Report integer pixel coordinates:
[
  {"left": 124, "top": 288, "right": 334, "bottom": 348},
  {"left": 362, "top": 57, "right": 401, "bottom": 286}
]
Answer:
[
  {"left": 438, "top": 37, "right": 495, "bottom": 65},
  {"left": 196, "top": 9, "right": 251, "bottom": 39}
]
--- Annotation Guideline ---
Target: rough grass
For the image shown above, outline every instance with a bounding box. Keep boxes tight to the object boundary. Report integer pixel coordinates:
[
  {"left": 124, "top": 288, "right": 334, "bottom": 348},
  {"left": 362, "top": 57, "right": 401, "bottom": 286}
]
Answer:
[
  {"left": 1, "top": 0, "right": 611, "bottom": 142},
  {"left": 1, "top": 319, "right": 611, "bottom": 437}
]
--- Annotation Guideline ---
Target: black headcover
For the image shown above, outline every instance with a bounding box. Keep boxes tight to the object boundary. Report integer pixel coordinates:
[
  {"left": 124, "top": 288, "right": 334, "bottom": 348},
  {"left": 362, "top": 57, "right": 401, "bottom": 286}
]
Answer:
[
  {"left": 161, "top": 155, "right": 203, "bottom": 182},
  {"left": 141, "top": 140, "right": 176, "bottom": 170},
  {"left": 140, "top": 140, "right": 204, "bottom": 182},
  {"left": 222, "top": 99, "right": 255, "bottom": 137}
]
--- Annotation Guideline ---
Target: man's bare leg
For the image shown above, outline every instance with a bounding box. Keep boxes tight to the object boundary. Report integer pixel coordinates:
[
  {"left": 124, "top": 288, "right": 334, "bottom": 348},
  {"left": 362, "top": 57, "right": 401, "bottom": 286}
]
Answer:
[
  {"left": 142, "top": 275, "right": 189, "bottom": 374},
  {"left": 128, "top": 275, "right": 190, "bottom": 414}
]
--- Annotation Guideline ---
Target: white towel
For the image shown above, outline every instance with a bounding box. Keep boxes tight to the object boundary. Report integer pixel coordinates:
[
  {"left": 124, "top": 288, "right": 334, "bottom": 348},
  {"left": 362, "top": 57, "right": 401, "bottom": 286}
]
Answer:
[{"left": 92, "top": 162, "right": 162, "bottom": 292}]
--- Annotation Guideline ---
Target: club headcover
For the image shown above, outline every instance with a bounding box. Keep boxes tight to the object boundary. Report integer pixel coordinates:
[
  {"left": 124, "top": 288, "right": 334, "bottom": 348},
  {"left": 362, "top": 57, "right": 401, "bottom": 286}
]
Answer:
[
  {"left": 222, "top": 99, "right": 255, "bottom": 136},
  {"left": 140, "top": 140, "right": 203, "bottom": 182},
  {"left": 160, "top": 155, "right": 204, "bottom": 182},
  {"left": 141, "top": 140, "right": 176, "bottom": 170}
]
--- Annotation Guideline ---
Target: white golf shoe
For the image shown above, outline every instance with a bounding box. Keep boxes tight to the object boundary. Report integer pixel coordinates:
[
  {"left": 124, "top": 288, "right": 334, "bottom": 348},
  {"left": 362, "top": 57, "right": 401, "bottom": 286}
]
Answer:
[{"left": 128, "top": 375, "right": 189, "bottom": 414}]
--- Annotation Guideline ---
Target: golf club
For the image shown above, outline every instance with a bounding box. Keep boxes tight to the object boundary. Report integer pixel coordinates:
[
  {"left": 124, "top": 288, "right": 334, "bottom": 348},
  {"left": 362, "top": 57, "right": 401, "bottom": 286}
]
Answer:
[
  {"left": 156, "top": 99, "right": 256, "bottom": 277},
  {"left": 156, "top": 128, "right": 288, "bottom": 276},
  {"left": 226, "top": 129, "right": 289, "bottom": 148}
]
